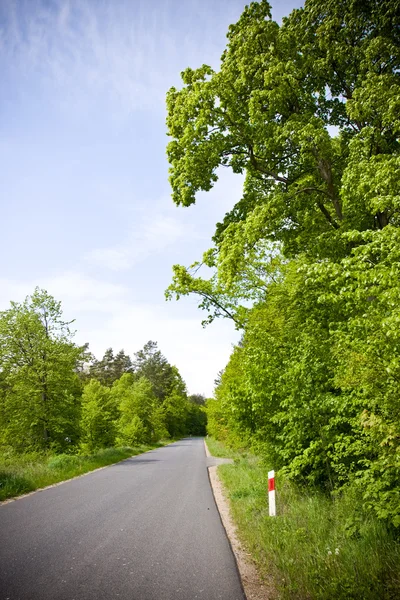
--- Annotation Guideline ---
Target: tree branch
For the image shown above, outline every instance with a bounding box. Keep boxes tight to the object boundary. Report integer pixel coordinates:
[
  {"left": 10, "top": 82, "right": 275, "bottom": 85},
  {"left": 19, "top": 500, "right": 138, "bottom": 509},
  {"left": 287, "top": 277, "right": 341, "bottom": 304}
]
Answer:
[{"left": 249, "top": 146, "right": 288, "bottom": 184}]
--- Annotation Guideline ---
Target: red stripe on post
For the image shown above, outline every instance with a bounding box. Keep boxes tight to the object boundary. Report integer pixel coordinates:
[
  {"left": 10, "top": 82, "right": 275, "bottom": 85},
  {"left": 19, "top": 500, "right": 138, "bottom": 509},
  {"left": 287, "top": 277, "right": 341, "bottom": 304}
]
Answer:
[{"left": 268, "top": 477, "right": 275, "bottom": 492}]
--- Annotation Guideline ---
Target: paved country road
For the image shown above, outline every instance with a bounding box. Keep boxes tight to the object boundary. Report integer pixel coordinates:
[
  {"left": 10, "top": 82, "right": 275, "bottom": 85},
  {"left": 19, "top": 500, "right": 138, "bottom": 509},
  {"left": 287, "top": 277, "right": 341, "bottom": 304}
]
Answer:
[{"left": 0, "top": 438, "right": 245, "bottom": 600}]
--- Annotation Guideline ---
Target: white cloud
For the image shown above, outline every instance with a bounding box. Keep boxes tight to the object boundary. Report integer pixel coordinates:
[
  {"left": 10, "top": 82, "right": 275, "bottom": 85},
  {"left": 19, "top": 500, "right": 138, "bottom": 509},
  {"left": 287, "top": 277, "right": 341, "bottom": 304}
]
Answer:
[
  {"left": 0, "top": 0, "right": 242, "bottom": 117},
  {"left": 0, "top": 272, "right": 127, "bottom": 314},
  {"left": 42, "top": 272, "right": 128, "bottom": 313},
  {"left": 0, "top": 1, "right": 155, "bottom": 114},
  {"left": 85, "top": 214, "right": 196, "bottom": 271}
]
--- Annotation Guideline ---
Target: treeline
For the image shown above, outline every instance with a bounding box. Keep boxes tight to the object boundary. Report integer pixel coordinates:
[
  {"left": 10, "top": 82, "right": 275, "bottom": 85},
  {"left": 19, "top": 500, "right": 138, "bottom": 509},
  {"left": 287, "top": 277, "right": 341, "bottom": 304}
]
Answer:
[
  {"left": 165, "top": 0, "right": 400, "bottom": 528},
  {"left": 0, "top": 289, "right": 206, "bottom": 454}
]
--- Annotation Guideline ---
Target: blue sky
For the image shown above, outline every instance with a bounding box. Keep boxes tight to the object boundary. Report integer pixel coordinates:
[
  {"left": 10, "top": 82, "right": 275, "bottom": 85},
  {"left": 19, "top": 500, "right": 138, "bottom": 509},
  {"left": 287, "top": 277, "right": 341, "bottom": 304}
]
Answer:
[{"left": 1, "top": 0, "right": 303, "bottom": 395}]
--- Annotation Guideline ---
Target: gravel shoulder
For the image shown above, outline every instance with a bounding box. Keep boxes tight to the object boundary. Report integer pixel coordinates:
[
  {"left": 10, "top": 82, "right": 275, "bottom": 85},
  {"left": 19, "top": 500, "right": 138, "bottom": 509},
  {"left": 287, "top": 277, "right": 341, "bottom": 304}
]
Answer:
[{"left": 204, "top": 439, "right": 274, "bottom": 600}]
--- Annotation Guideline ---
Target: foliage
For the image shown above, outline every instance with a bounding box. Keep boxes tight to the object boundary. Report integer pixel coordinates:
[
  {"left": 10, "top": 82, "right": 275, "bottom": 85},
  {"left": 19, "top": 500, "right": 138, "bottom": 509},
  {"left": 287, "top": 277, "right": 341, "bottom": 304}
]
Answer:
[
  {"left": 89, "top": 348, "right": 132, "bottom": 386},
  {"left": 0, "top": 288, "right": 83, "bottom": 452},
  {"left": 80, "top": 380, "right": 118, "bottom": 452},
  {"left": 132, "top": 341, "right": 183, "bottom": 402},
  {"left": 0, "top": 283, "right": 204, "bottom": 457},
  {"left": 186, "top": 403, "right": 207, "bottom": 436},
  {"left": 188, "top": 393, "right": 206, "bottom": 406},
  {"left": 112, "top": 374, "right": 168, "bottom": 444},
  {"left": 163, "top": 390, "right": 189, "bottom": 438},
  {"left": 166, "top": 0, "right": 400, "bottom": 528},
  {"left": 167, "top": 0, "right": 399, "bottom": 256}
]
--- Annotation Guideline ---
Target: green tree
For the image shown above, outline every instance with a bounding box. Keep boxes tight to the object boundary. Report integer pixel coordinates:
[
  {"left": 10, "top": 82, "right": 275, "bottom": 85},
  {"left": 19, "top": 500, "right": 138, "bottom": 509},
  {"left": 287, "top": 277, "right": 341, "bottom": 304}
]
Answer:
[
  {"left": 166, "top": 0, "right": 399, "bottom": 323},
  {"left": 80, "top": 379, "right": 118, "bottom": 452},
  {"left": 167, "top": 0, "right": 399, "bottom": 257},
  {"left": 164, "top": 391, "right": 189, "bottom": 439},
  {"left": 186, "top": 403, "right": 207, "bottom": 436},
  {"left": 0, "top": 288, "right": 83, "bottom": 452},
  {"left": 112, "top": 374, "right": 167, "bottom": 444},
  {"left": 132, "top": 341, "right": 182, "bottom": 402},
  {"left": 90, "top": 348, "right": 132, "bottom": 386},
  {"left": 75, "top": 342, "right": 95, "bottom": 384},
  {"left": 188, "top": 394, "right": 206, "bottom": 406}
]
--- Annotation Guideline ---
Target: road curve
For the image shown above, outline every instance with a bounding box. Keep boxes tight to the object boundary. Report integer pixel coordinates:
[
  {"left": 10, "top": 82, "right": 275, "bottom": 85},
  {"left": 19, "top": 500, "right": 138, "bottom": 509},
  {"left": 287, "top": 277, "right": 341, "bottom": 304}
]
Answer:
[{"left": 0, "top": 438, "right": 245, "bottom": 600}]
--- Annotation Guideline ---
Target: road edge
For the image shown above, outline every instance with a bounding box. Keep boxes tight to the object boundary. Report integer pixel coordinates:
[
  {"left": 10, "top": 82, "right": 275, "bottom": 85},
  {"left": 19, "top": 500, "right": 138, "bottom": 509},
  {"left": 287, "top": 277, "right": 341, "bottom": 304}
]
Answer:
[{"left": 204, "top": 439, "right": 273, "bottom": 600}]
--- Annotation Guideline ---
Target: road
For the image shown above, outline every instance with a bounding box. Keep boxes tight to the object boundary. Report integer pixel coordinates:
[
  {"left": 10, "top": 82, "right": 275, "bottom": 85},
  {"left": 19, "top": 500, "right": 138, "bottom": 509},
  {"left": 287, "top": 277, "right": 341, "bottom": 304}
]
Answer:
[{"left": 0, "top": 438, "right": 245, "bottom": 600}]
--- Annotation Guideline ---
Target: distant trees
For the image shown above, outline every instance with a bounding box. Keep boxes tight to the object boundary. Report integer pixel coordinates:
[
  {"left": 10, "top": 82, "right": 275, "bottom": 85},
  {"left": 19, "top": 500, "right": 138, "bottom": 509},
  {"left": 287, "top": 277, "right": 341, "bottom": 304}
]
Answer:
[
  {"left": 186, "top": 394, "right": 207, "bottom": 437},
  {"left": 89, "top": 348, "right": 132, "bottom": 386},
  {"left": 113, "top": 374, "right": 167, "bottom": 445},
  {"left": 188, "top": 394, "right": 206, "bottom": 406},
  {"left": 0, "top": 299, "right": 207, "bottom": 454},
  {"left": 186, "top": 403, "right": 207, "bottom": 436},
  {"left": 80, "top": 380, "right": 118, "bottom": 452},
  {"left": 132, "top": 340, "right": 178, "bottom": 402}
]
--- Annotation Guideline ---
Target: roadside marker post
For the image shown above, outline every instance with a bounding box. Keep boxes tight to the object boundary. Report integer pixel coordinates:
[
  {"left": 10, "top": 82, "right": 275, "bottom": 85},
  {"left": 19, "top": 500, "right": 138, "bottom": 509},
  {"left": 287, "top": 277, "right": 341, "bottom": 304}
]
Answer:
[{"left": 268, "top": 470, "right": 276, "bottom": 517}]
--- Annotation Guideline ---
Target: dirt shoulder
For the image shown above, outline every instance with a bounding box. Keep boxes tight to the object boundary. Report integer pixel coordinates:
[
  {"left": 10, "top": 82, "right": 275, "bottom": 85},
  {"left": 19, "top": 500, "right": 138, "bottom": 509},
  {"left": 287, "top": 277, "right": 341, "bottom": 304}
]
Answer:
[{"left": 205, "top": 440, "right": 275, "bottom": 600}]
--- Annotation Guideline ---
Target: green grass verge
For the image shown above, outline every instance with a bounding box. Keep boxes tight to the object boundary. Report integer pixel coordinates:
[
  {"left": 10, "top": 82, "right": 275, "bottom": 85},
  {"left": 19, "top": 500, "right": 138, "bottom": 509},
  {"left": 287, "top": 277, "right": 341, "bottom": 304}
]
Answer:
[
  {"left": 205, "top": 436, "right": 242, "bottom": 459},
  {"left": 207, "top": 437, "right": 400, "bottom": 600},
  {"left": 0, "top": 441, "right": 170, "bottom": 502}
]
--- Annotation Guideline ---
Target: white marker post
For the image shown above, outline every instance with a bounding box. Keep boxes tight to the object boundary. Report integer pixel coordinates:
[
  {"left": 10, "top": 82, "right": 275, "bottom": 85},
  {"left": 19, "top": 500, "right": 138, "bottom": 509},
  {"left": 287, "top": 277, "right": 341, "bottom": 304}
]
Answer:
[{"left": 268, "top": 470, "right": 276, "bottom": 517}]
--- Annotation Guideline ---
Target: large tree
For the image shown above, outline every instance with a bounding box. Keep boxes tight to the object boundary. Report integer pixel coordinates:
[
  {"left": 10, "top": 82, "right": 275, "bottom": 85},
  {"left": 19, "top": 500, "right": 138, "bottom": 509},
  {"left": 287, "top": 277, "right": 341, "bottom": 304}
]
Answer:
[{"left": 166, "top": 0, "right": 399, "bottom": 321}]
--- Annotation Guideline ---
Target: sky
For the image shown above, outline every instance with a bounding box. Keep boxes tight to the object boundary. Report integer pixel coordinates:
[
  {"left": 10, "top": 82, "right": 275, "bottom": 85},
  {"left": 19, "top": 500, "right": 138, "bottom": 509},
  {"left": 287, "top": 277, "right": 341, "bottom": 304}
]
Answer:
[{"left": 0, "top": 0, "right": 303, "bottom": 396}]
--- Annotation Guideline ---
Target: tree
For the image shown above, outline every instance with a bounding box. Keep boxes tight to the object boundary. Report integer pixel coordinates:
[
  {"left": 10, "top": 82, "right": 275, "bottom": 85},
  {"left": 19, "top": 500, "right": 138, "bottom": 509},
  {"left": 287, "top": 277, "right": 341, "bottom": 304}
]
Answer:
[
  {"left": 0, "top": 288, "right": 83, "bottom": 452},
  {"left": 164, "top": 390, "right": 189, "bottom": 439},
  {"left": 89, "top": 348, "right": 132, "bottom": 386},
  {"left": 188, "top": 394, "right": 206, "bottom": 406},
  {"left": 80, "top": 380, "right": 118, "bottom": 452},
  {"left": 114, "top": 349, "right": 133, "bottom": 378},
  {"left": 186, "top": 403, "right": 207, "bottom": 436},
  {"left": 132, "top": 341, "right": 181, "bottom": 402},
  {"left": 167, "top": 0, "right": 398, "bottom": 248},
  {"left": 166, "top": 0, "right": 399, "bottom": 317},
  {"left": 112, "top": 374, "right": 167, "bottom": 445}
]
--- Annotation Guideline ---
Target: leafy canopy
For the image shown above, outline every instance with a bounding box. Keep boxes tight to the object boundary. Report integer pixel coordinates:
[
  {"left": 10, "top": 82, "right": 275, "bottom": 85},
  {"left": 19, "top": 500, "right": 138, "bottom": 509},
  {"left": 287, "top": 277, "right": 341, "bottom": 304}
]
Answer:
[{"left": 166, "top": 0, "right": 399, "bottom": 324}]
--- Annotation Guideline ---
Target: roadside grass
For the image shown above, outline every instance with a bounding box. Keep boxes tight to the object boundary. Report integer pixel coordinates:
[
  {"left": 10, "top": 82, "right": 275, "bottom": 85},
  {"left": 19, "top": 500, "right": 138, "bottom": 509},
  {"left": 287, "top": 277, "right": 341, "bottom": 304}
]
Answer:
[
  {"left": 207, "top": 437, "right": 400, "bottom": 600},
  {"left": 205, "top": 436, "right": 243, "bottom": 459},
  {"left": 0, "top": 442, "right": 169, "bottom": 502}
]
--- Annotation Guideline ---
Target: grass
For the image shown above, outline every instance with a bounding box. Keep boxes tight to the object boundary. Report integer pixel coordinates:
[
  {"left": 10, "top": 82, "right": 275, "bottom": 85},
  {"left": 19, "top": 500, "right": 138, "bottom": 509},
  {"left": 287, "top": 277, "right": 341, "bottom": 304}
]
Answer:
[
  {"left": 205, "top": 436, "right": 242, "bottom": 459},
  {"left": 206, "top": 437, "right": 400, "bottom": 600},
  {"left": 0, "top": 441, "right": 170, "bottom": 502}
]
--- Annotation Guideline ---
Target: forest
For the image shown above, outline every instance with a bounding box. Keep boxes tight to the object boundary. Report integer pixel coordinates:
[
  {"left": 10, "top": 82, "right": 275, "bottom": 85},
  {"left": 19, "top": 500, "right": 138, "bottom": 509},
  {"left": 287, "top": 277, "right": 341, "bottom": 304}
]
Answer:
[
  {"left": 0, "top": 288, "right": 206, "bottom": 458},
  {"left": 166, "top": 0, "right": 400, "bottom": 532}
]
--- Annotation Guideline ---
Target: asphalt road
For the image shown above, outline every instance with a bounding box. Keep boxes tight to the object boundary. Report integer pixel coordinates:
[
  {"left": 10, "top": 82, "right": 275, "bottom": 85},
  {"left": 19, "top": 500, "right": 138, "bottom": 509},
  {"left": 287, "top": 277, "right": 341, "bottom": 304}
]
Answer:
[{"left": 0, "top": 438, "right": 245, "bottom": 600}]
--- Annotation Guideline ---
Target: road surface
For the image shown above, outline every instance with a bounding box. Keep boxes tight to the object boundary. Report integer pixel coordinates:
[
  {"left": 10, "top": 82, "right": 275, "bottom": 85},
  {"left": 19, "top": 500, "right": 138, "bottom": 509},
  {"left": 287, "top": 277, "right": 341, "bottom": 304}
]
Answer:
[{"left": 0, "top": 438, "right": 245, "bottom": 600}]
